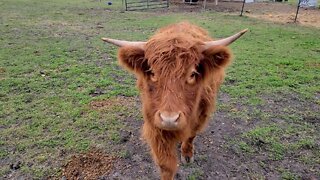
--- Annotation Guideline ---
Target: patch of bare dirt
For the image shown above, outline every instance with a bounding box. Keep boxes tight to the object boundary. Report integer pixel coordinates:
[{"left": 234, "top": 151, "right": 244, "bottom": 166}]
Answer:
[
  {"left": 0, "top": 67, "right": 5, "bottom": 73},
  {"left": 89, "top": 96, "right": 138, "bottom": 110},
  {"left": 243, "top": 2, "right": 320, "bottom": 28},
  {"left": 61, "top": 149, "right": 116, "bottom": 179},
  {"left": 168, "top": 1, "right": 320, "bottom": 28},
  {"left": 0, "top": 67, "right": 5, "bottom": 80}
]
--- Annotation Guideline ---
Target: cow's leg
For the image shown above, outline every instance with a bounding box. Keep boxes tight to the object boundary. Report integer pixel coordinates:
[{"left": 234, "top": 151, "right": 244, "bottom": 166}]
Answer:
[
  {"left": 181, "top": 136, "right": 196, "bottom": 164},
  {"left": 143, "top": 123, "right": 178, "bottom": 180},
  {"left": 149, "top": 140, "right": 178, "bottom": 180}
]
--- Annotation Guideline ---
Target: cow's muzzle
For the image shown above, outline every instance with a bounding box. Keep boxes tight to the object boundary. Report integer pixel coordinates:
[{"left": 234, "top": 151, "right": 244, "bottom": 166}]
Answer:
[{"left": 154, "top": 111, "right": 186, "bottom": 130}]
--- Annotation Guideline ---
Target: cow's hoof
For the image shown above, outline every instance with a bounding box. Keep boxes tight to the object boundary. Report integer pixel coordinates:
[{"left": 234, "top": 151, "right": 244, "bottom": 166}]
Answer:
[{"left": 181, "top": 155, "right": 194, "bottom": 164}]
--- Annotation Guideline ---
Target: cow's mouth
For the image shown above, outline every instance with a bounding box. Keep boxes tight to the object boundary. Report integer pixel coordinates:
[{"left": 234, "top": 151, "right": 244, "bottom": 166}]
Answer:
[{"left": 154, "top": 111, "right": 187, "bottom": 131}]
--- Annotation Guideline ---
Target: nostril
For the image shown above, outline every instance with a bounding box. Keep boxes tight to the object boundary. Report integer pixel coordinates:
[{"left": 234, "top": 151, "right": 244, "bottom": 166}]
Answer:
[{"left": 159, "top": 111, "right": 180, "bottom": 123}]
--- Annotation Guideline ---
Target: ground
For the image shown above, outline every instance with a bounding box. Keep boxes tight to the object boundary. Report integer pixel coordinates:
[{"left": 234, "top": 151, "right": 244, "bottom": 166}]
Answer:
[
  {"left": 0, "top": 0, "right": 319, "bottom": 180},
  {"left": 241, "top": 2, "right": 320, "bottom": 28},
  {"left": 169, "top": 1, "right": 320, "bottom": 28},
  {"left": 80, "top": 93, "right": 319, "bottom": 180}
]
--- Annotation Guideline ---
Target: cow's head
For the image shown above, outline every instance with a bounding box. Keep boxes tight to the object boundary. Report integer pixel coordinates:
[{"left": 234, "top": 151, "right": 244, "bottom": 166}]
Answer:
[{"left": 102, "top": 29, "right": 247, "bottom": 131}]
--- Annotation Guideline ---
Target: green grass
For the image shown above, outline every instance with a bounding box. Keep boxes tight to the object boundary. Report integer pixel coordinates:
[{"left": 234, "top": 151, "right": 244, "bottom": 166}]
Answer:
[
  {"left": 1, "top": 0, "right": 320, "bottom": 178},
  {"left": 187, "top": 169, "right": 204, "bottom": 180}
]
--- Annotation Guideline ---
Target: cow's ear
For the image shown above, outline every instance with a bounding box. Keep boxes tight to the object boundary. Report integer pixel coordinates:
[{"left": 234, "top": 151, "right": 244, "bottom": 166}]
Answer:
[
  {"left": 201, "top": 46, "right": 232, "bottom": 71},
  {"left": 118, "top": 46, "right": 149, "bottom": 74}
]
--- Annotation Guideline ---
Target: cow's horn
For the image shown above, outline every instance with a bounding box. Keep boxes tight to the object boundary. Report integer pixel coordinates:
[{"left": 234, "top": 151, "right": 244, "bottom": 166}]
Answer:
[
  {"left": 202, "top": 29, "right": 248, "bottom": 50},
  {"left": 102, "top": 37, "right": 146, "bottom": 49}
]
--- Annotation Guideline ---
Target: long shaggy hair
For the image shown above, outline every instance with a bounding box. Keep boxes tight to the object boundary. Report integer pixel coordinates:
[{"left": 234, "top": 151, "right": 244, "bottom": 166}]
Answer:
[{"left": 117, "top": 22, "right": 233, "bottom": 180}]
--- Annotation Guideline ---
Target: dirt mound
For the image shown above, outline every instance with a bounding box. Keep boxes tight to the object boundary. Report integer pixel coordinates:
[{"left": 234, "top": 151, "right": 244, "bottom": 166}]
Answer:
[{"left": 61, "top": 150, "right": 116, "bottom": 179}]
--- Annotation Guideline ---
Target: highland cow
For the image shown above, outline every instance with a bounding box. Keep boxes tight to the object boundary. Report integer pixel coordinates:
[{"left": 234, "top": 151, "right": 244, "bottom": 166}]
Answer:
[{"left": 102, "top": 22, "right": 247, "bottom": 180}]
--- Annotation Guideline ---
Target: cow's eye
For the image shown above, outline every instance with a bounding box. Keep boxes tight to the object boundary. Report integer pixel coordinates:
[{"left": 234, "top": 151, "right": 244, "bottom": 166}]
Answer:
[
  {"left": 187, "top": 71, "right": 197, "bottom": 84},
  {"left": 148, "top": 70, "right": 157, "bottom": 82},
  {"left": 150, "top": 72, "right": 157, "bottom": 82}
]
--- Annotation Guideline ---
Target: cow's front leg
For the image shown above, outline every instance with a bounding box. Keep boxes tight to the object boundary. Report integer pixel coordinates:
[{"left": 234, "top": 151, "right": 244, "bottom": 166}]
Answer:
[
  {"left": 181, "top": 136, "right": 196, "bottom": 164},
  {"left": 149, "top": 140, "right": 178, "bottom": 180}
]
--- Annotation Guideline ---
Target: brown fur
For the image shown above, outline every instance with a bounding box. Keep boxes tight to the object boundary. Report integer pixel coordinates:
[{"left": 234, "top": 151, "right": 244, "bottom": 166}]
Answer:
[{"left": 117, "top": 22, "right": 232, "bottom": 180}]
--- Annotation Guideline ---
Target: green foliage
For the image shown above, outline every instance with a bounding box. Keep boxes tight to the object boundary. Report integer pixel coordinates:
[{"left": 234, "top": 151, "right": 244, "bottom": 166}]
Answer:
[
  {"left": 241, "top": 125, "right": 285, "bottom": 160},
  {"left": 280, "top": 169, "right": 299, "bottom": 180},
  {"left": 187, "top": 169, "right": 204, "bottom": 180}
]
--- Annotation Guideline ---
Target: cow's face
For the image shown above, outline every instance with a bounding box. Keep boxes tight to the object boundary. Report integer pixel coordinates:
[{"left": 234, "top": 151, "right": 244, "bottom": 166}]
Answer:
[
  {"left": 118, "top": 43, "right": 232, "bottom": 131},
  {"left": 142, "top": 62, "right": 203, "bottom": 131}
]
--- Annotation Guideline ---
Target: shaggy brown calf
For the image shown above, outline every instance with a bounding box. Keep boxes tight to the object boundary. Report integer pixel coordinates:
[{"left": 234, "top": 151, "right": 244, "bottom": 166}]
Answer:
[{"left": 102, "top": 22, "right": 247, "bottom": 180}]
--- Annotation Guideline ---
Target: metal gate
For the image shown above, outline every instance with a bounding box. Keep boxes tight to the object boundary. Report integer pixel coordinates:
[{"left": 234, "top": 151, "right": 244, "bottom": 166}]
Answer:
[{"left": 124, "top": 0, "right": 169, "bottom": 11}]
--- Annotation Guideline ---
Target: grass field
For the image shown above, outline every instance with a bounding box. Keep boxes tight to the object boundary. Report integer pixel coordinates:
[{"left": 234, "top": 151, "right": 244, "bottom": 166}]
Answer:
[{"left": 0, "top": 0, "right": 319, "bottom": 179}]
